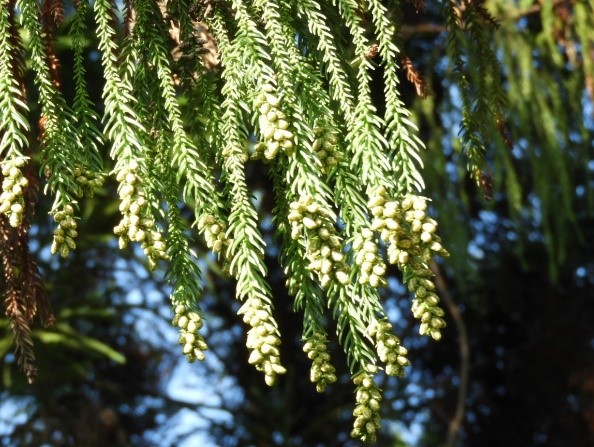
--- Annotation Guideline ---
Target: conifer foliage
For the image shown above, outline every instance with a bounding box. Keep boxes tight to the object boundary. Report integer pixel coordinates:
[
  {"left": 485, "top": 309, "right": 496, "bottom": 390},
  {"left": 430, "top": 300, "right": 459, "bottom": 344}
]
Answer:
[{"left": 1, "top": 0, "right": 592, "bottom": 442}]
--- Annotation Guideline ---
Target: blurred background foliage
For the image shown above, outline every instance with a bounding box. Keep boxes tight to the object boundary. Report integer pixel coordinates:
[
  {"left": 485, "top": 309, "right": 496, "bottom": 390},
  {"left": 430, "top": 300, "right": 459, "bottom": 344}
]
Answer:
[{"left": 1, "top": 0, "right": 594, "bottom": 446}]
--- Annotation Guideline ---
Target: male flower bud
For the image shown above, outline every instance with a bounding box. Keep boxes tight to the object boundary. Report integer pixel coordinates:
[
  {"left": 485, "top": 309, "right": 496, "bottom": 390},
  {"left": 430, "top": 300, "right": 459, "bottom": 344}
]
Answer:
[
  {"left": 0, "top": 157, "right": 29, "bottom": 227},
  {"left": 303, "top": 333, "right": 337, "bottom": 392},
  {"left": 51, "top": 205, "right": 79, "bottom": 258},
  {"left": 253, "top": 84, "right": 294, "bottom": 160},
  {"left": 350, "top": 371, "right": 382, "bottom": 443},
  {"left": 352, "top": 231, "right": 386, "bottom": 288},
  {"left": 311, "top": 125, "right": 342, "bottom": 173},
  {"left": 197, "top": 213, "right": 230, "bottom": 257},
  {"left": 240, "top": 295, "right": 285, "bottom": 385},
  {"left": 173, "top": 304, "right": 208, "bottom": 363},
  {"left": 369, "top": 188, "right": 449, "bottom": 341}
]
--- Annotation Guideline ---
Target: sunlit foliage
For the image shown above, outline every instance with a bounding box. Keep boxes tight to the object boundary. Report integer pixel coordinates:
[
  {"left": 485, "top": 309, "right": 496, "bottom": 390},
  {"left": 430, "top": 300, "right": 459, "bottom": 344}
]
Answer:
[{"left": 1, "top": 0, "right": 592, "bottom": 442}]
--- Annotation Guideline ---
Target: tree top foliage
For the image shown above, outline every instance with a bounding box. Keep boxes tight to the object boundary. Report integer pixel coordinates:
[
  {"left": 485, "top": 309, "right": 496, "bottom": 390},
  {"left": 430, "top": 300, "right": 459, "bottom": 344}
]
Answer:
[{"left": 0, "top": 0, "right": 592, "bottom": 443}]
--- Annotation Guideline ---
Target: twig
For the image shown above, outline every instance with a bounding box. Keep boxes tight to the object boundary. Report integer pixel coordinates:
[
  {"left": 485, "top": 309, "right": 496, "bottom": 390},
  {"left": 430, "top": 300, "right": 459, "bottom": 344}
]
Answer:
[
  {"left": 504, "top": 0, "right": 567, "bottom": 21},
  {"left": 398, "top": 0, "right": 568, "bottom": 40},
  {"left": 400, "top": 23, "right": 446, "bottom": 39},
  {"left": 430, "top": 261, "right": 470, "bottom": 447}
]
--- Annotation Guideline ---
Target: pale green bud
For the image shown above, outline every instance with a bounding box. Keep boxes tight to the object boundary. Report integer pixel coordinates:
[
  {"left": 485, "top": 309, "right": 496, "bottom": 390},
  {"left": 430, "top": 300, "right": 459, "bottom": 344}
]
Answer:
[
  {"left": 431, "top": 317, "right": 445, "bottom": 328},
  {"left": 335, "top": 270, "right": 349, "bottom": 284},
  {"left": 364, "top": 252, "right": 376, "bottom": 263},
  {"left": 321, "top": 259, "right": 333, "bottom": 274},
  {"left": 383, "top": 205, "right": 398, "bottom": 218},
  {"left": 401, "top": 197, "right": 413, "bottom": 210},
  {"left": 369, "top": 274, "right": 380, "bottom": 287},
  {"left": 372, "top": 264, "right": 386, "bottom": 276},
  {"left": 371, "top": 206, "right": 384, "bottom": 217},
  {"left": 9, "top": 213, "right": 20, "bottom": 226},
  {"left": 258, "top": 103, "right": 270, "bottom": 116},
  {"left": 272, "top": 364, "right": 286, "bottom": 374},
  {"left": 331, "top": 251, "right": 344, "bottom": 262},
  {"left": 66, "top": 237, "right": 76, "bottom": 249},
  {"left": 353, "top": 417, "right": 366, "bottom": 429},
  {"left": 177, "top": 316, "right": 189, "bottom": 329},
  {"left": 386, "top": 218, "right": 399, "bottom": 230},
  {"left": 413, "top": 210, "right": 426, "bottom": 220},
  {"left": 266, "top": 110, "right": 277, "bottom": 122},
  {"left": 248, "top": 350, "right": 263, "bottom": 365},
  {"left": 303, "top": 216, "right": 319, "bottom": 229},
  {"left": 59, "top": 245, "right": 70, "bottom": 258},
  {"left": 413, "top": 198, "right": 427, "bottom": 211},
  {"left": 120, "top": 184, "right": 134, "bottom": 197},
  {"left": 265, "top": 94, "right": 280, "bottom": 107}
]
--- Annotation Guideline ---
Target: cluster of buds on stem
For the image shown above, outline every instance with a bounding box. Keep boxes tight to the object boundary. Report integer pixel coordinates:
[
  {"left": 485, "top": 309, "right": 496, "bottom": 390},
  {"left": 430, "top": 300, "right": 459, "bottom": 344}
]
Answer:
[
  {"left": 368, "top": 319, "right": 410, "bottom": 376},
  {"left": 409, "top": 275, "right": 446, "bottom": 340},
  {"left": 351, "top": 368, "right": 382, "bottom": 443},
  {"left": 240, "top": 296, "right": 286, "bottom": 386},
  {"left": 368, "top": 186, "right": 448, "bottom": 340},
  {"left": 72, "top": 165, "right": 104, "bottom": 198},
  {"left": 352, "top": 227, "right": 386, "bottom": 287},
  {"left": 288, "top": 195, "right": 350, "bottom": 288},
  {"left": 284, "top": 270, "right": 300, "bottom": 297},
  {"left": 221, "top": 143, "right": 249, "bottom": 163},
  {"left": 113, "top": 160, "right": 167, "bottom": 269},
  {"left": 312, "top": 125, "right": 340, "bottom": 173},
  {"left": 0, "top": 156, "right": 29, "bottom": 227},
  {"left": 303, "top": 332, "right": 337, "bottom": 392},
  {"left": 196, "top": 213, "right": 230, "bottom": 257},
  {"left": 253, "top": 83, "right": 294, "bottom": 160},
  {"left": 172, "top": 304, "right": 208, "bottom": 362},
  {"left": 51, "top": 204, "right": 78, "bottom": 258}
]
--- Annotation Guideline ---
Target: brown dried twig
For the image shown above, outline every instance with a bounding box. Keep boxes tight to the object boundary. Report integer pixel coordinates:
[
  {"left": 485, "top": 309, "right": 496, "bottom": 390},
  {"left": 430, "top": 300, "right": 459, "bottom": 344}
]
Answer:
[
  {"left": 402, "top": 55, "right": 427, "bottom": 98},
  {"left": 41, "top": 0, "right": 65, "bottom": 27},
  {"left": 1, "top": 217, "right": 38, "bottom": 384},
  {"left": 0, "top": 7, "right": 53, "bottom": 382},
  {"left": 0, "top": 163, "right": 53, "bottom": 384},
  {"left": 478, "top": 170, "right": 494, "bottom": 201}
]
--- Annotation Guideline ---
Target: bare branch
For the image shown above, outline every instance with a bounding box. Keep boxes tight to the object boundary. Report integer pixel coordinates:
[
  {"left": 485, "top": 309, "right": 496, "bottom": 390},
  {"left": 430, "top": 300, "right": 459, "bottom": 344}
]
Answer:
[{"left": 431, "top": 261, "right": 470, "bottom": 447}]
